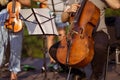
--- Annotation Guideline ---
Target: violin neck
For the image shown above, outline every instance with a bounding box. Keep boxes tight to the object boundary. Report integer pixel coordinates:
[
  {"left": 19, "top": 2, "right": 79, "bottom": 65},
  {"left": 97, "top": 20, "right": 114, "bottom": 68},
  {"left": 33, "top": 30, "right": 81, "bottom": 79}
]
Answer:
[{"left": 12, "top": 0, "right": 16, "bottom": 13}]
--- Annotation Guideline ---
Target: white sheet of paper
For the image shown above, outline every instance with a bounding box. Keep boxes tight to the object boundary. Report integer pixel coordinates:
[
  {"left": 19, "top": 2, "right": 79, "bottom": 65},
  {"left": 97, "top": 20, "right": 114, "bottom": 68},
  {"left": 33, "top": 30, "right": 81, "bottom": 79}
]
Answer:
[{"left": 48, "top": 0, "right": 65, "bottom": 12}]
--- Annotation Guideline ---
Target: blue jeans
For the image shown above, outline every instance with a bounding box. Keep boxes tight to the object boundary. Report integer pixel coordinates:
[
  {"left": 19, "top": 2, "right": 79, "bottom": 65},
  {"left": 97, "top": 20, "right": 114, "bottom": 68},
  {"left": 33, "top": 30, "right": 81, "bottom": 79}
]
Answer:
[
  {"left": 0, "top": 24, "right": 8, "bottom": 66},
  {"left": 0, "top": 9, "right": 23, "bottom": 73},
  {"left": 8, "top": 30, "right": 23, "bottom": 73},
  {"left": 0, "top": 9, "right": 8, "bottom": 66}
]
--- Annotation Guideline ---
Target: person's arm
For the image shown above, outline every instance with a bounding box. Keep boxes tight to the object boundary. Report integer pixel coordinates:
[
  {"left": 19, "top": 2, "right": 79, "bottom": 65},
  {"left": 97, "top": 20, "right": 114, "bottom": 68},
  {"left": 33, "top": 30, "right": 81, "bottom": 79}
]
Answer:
[
  {"left": 105, "top": 0, "right": 120, "bottom": 9},
  {"left": 61, "top": 4, "right": 80, "bottom": 23},
  {"left": 17, "top": 0, "right": 31, "bottom": 7},
  {"left": 61, "top": 12, "right": 70, "bottom": 23}
]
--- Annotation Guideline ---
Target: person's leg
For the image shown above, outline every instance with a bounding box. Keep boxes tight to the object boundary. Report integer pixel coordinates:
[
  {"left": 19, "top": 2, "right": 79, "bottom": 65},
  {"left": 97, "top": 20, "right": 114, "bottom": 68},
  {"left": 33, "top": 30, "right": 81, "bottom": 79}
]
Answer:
[
  {"left": 0, "top": 26, "right": 8, "bottom": 66},
  {"left": 8, "top": 30, "right": 23, "bottom": 80},
  {"left": 90, "top": 31, "right": 109, "bottom": 80},
  {"left": 0, "top": 9, "right": 9, "bottom": 67},
  {"left": 0, "top": 34, "right": 5, "bottom": 66}
]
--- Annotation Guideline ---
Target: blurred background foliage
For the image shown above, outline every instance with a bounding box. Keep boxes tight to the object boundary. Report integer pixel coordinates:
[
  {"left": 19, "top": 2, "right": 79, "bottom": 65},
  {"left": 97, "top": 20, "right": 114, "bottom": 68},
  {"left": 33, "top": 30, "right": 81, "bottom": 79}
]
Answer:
[
  {"left": 105, "top": 8, "right": 120, "bottom": 17},
  {"left": 22, "top": 1, "right": 120, "bottom": 58},
  {"left": 22, "top": 27, "right": 44, "bottom": 58}
]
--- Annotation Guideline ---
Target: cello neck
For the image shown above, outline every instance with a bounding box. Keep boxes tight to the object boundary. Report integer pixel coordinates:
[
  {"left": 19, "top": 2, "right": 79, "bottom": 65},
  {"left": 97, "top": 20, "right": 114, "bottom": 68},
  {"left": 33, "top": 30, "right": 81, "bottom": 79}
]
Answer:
[{"left": 74, "top": 0, "right": 88, "bottom": 25}]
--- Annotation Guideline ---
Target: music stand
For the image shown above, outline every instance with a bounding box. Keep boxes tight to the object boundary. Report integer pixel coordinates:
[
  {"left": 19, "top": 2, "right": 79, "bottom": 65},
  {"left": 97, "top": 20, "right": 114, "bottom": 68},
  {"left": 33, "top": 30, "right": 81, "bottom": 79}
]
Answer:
[{"left": 20, "top": 8, "right": 58, "bottom": 79}]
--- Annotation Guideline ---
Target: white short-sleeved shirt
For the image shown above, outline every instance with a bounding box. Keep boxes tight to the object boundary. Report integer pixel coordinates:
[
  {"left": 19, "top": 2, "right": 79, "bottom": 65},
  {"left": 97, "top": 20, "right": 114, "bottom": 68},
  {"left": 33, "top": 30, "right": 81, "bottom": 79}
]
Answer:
[{"left": 67, "top": 0, "right": 108, "bottom": 34}]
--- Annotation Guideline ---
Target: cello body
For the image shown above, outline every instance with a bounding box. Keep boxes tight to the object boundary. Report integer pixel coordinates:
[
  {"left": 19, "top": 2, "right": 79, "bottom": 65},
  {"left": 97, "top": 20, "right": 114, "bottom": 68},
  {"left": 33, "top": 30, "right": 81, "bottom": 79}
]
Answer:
[
  {"left": 5, "top": 0, "right": 22, "bottom": 32},
  {"left": 49, "top": 0, "right": 100, "bottom": 68}
]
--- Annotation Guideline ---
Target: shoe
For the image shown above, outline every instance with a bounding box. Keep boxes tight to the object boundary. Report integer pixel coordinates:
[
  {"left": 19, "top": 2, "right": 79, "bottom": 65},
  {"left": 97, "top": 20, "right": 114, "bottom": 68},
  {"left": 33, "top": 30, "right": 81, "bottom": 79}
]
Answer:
[
  {"left": 71, "top": 69, "right": 87, "bottom": 80},
  {"left": 47, "top": 62, "right": 66, "bottom": 72},
  {"left": 72, "top": 74, "right": 87, "bottom": 80},
  {"left": 47, "top": 62, "right": 59, "bottom": 72}
]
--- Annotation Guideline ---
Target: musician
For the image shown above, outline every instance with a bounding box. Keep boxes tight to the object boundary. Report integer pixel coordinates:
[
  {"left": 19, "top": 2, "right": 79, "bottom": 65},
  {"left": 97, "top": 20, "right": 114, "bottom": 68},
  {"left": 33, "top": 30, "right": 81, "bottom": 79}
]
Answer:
[
  {"left": 34, "top": 0, "right": 68, "bottom": 69},
  {"left": 61, "top": 0, "right": 120, "bottom": 80},
  {"left": 0, "top": 0, "right": 31, "bottom": 80}
]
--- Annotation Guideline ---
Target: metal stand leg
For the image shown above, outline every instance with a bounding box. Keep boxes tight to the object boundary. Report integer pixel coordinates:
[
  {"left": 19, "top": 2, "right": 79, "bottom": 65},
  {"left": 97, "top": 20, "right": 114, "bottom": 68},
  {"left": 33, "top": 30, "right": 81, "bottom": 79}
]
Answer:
[
  {"left": 66, "top": 67, "right": 72, "bottom": 80},
  {"left": 104, "top": 45, "right": 110, "bottom": 80},
  {"left": 104, "top": 44, "right": 120, "bottom": 80},
  {"left": 41, "top": 36, "right": 48, "bottom": 80}
]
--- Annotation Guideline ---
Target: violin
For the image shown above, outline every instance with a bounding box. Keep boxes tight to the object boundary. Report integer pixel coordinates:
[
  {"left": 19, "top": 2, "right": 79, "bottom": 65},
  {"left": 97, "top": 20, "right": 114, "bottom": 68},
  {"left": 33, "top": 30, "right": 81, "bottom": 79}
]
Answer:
[
  {"left": 49, "top": 0, "right": 100, "bottom": 68},
  {"left": 5, "top": 0, "right": 22, "bottom": 32}
]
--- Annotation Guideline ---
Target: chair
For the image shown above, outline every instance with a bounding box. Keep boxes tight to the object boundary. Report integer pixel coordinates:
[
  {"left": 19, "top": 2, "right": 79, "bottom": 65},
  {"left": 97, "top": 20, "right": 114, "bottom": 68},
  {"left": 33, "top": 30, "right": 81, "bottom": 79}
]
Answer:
[{"left": 104, "top": 17, "right": 120, "bottom": 80}]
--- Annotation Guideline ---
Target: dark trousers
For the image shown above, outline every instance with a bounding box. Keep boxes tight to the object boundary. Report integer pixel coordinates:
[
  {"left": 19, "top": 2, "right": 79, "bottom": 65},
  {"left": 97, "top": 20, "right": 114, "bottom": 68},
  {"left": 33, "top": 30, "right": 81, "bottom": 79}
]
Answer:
[{"left": 91, "top": 31, "right": 109, "bottom": 76}]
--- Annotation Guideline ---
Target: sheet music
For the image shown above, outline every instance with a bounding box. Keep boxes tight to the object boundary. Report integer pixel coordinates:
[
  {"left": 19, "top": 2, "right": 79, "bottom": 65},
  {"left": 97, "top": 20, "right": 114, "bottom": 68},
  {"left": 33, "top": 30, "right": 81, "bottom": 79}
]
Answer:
[
  {"left": 20, "top": 8, "right": 58, "bottom": 35},
  {"left": 48, "top": 0, "right": 65, "bottom": 12}
]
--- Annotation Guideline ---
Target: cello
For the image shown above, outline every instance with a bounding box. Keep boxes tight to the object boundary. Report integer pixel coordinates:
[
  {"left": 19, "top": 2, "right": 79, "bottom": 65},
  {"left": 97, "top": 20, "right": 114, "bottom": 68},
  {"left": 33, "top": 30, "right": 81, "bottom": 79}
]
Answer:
[
  {"left": 49, "top": 0, "right": 100, "bottom": 68},
  {"left": 5, "top": 0, "right": 22, "bottom": 32}
]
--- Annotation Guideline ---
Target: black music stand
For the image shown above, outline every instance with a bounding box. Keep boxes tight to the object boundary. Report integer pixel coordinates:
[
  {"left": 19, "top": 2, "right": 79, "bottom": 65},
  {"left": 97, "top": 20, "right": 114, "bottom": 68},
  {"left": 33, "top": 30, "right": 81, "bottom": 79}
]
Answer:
[{"left": 20, "top": 8, "right": 58, "bottom": 79}]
